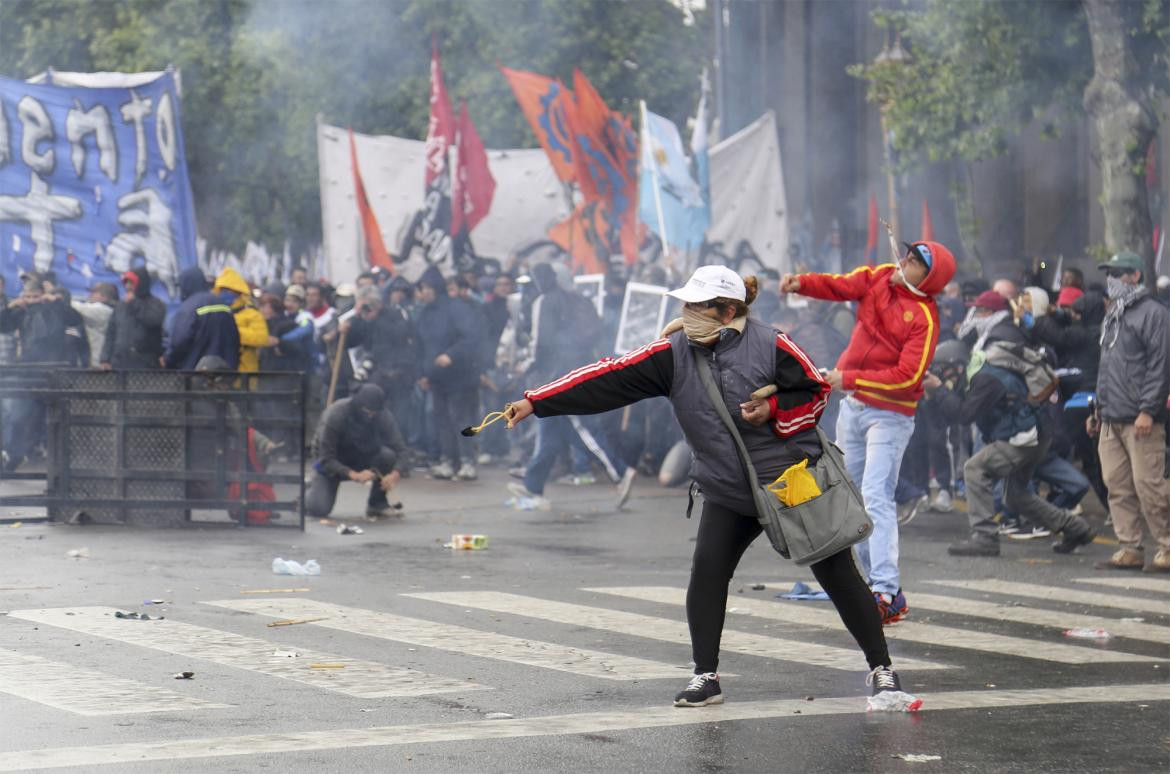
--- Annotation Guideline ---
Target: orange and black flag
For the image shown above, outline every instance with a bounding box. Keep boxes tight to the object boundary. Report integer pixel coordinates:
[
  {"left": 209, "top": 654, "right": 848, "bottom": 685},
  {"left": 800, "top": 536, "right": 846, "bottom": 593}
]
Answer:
[
  {"left": 348, "top": 128, "right": 394, "bottom": 274},
  {"left": 499, "top": 66, "right": 578, "bottom": 184}
]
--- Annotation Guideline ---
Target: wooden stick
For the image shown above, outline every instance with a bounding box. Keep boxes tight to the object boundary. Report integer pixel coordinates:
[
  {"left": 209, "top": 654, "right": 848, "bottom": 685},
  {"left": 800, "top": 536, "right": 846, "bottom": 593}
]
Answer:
[
  {"left": 239, "top": 588, "right": 310, "bottom": 595},
  {"left": 325, "top": 326, "right": 348, "bottom": 406},
  {"left": 266, "top": 617, "right": 328, "bottom": 628}
]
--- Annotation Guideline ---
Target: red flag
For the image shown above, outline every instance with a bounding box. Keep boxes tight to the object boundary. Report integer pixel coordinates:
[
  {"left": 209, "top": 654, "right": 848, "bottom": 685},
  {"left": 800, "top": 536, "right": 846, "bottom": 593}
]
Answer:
[
  {"left": 452, "top": 100, "right": 496, "bottom": 236},
  {"left": 499, "top": 66, "right": 577, "bottom": 183},
  {"left": 425, "top": 40, "right": 455, "bottom": 188},
  {"left": 921, "top": 199, "right": 935, "bottom": 241},
  {"left": 568, "top": 68, "right": 639, "bottom": 264},
  {"left": 348, "top": 128, "right": 394, "bottom": 273},
  {"left": 864, "top": 194, "right": 878, "bottom": 268}
]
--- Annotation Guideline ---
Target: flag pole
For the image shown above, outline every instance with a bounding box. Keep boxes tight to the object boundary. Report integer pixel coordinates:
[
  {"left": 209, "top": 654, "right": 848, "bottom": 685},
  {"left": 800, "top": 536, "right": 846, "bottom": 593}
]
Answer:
[{"left": 640, "top": 100, "right": 671, "bottom": 266}]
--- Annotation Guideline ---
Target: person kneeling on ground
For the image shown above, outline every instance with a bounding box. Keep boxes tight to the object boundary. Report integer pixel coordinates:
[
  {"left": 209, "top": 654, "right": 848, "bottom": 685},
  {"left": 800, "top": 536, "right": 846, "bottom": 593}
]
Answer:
[{"left": 306, "top": 384, "right": 407, "bottom": 520}]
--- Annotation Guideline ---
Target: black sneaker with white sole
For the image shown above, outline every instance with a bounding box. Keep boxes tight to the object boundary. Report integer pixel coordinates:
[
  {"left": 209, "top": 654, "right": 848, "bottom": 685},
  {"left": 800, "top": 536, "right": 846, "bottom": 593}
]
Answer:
[
  {"left": 673, "top": 672, "right": 723, "bottom": 707},
  {"left": 866, "top": 666, "right": 923, "bottom": 712}
]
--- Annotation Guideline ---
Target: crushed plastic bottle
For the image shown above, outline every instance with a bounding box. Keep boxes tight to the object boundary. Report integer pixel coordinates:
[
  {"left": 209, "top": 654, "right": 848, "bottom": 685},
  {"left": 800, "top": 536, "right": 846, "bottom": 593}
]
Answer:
[
  {"left": 1063, "top": 627, "right": 1111, "bottom": 639},
  {"left": 272, "top": 558, "right": 321, "bottom": 576},
  {"left": 867, "top": 691, "right": 924, "bottom": 713}
]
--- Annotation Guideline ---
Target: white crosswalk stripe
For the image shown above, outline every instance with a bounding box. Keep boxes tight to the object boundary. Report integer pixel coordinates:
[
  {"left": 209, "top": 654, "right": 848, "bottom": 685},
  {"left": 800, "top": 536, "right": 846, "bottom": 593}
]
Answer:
[
  {"left": 929, "top": 580, "right": 1170, "bottom": 617},
  {"left": 1074, "top": 576, "right": 1170, "bottom": 593},
  {"left": 1, "top": 683, "right": 1167, "bottom": 771},
  {"left": 0, "top": 647, "right": 229, "bottom": 716},
  {"left": 202, "top": 598, "right": 693, "bottom": 680},
  {"left": 6, "top": 606, "right": 481, "bottom": 699},
  {"left": 404, "top": 591, "right": 949, "bottom": 671},
  {"left": 586, "top": 587, "right": 1163, "bottom": 664}
]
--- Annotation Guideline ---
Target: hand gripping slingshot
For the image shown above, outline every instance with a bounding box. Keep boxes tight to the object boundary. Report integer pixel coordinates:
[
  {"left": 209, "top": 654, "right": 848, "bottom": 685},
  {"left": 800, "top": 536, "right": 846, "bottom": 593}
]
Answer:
[{"left": 461, "top": 404, "right": 519, "bottom": 437}]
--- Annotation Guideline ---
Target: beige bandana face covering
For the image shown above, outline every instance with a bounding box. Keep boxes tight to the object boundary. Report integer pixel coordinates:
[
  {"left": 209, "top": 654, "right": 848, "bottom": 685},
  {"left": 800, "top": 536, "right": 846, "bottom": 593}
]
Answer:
[{"left": 681, "top": 305, "right": 746, "bottom": 344}]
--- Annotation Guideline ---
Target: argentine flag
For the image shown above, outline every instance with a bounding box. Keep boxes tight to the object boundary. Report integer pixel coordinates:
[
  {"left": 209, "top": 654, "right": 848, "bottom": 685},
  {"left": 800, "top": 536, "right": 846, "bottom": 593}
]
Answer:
[{"left": 638, "top": 99, "right": 710, "bottom": 252}]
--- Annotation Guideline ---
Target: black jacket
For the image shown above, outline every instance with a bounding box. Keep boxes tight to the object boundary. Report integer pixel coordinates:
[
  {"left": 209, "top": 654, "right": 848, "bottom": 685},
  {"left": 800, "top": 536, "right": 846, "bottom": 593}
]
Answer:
[
  {"left": 312, "top": 397, "right": 407, "bottom": 478},
  {"left": 101, "top": 267, "right": 166, "bottom": 369},
  {"left": 1027, "top": 294, "right": 1103, "bottom": 392},
  {"left": 345, "top": 304, "right": 419, "bottom": 387},
  {"left": 0, "top": 298, "right": 68, "bottom": 363},
  {"left": 415, "top": 266, "right": 479, "bottom": 388}
]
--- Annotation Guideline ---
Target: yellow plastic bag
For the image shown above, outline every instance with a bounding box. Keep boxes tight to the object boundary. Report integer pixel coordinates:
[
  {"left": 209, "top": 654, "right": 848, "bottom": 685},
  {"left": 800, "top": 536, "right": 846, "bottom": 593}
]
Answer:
[{"left": 767, "top": 459, "right": 822, "bottom": 507}]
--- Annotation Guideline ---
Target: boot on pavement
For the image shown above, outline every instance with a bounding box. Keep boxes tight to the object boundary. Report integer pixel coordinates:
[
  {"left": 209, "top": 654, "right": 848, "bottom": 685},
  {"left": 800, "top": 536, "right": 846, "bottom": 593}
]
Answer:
[
  {"left": 1145, "top": 548, "right": 1170, "bottom": 573},
  {"left": 1052, "top": 516, "right": 1096, "bottom": 554},
  {"left": 948, "top": 535, "right": 1001, "bottom": 557},
  {"left": 1100, "top": 547, "right": 1144, "bottom": 570}
]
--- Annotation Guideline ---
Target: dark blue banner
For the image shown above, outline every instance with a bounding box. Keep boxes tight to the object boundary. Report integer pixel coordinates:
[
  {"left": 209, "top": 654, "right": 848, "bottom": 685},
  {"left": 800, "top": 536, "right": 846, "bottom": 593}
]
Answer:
[{"left": 0, "top": 71, "right": 197, "bottom": 304}]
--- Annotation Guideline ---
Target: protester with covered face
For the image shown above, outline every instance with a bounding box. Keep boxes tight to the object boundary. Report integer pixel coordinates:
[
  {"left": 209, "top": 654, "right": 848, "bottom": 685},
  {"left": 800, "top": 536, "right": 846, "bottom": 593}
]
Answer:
[
  {"left": 781, "top": 241, "right": 956, "bottom": 625},
  {"left": 165, "top": 266, "right": 241, "bottom": 371},
  {"left": 99, "top": 267, "right": 166, "bottom": 370},
  {"left": 1088, "top": 251, "right": 1170, "bottom": 572},
  {"left": 212, "top": 267, "right": 274, "bottom": 373},
  {"left": 340, "top": 285, "right": 419, "bottom": 435},
  {"left": 414, "top": 266, "right": 481, "bottom": 480},
  {"left": 306, "top": 383, "right": 407, "bottom": 520}
]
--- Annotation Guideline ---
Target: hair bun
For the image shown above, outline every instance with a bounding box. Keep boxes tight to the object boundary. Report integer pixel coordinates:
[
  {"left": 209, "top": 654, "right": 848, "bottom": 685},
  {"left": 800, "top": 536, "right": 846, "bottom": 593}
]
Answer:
[{"left": 742, "top": 275, "right": 759, "bottom": 306}]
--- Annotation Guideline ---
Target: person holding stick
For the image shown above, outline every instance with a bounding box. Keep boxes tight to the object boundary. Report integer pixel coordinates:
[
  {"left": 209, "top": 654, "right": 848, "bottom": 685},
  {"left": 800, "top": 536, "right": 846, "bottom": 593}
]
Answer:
[{"left": 503, "top": 266, "right": 915, "bottom": 710}]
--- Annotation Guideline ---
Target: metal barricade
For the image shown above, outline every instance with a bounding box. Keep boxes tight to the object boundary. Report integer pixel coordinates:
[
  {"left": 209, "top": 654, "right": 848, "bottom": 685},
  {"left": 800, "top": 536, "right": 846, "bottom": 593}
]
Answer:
[{"left": 0, "top": 367, "right": 305, "bottom": 529}]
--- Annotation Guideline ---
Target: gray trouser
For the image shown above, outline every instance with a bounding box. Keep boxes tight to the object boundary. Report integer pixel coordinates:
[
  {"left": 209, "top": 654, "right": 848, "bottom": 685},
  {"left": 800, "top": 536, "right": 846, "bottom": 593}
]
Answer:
[
  {"left": 306, "top": 446, "right": 397, "bottom": 518},
  {"left": 964, "top": 434, "right": 1074, "bottom": 539}
]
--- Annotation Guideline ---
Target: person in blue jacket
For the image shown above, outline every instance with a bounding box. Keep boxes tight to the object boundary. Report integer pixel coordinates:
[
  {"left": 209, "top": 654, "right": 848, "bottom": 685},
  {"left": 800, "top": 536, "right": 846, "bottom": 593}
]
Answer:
[{"left": 164, "top": 266, "right": 241, "bottom": 370}]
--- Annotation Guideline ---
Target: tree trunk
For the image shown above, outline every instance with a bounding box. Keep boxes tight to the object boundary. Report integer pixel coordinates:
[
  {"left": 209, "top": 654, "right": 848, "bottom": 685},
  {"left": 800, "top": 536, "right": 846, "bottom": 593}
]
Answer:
[{"left": 1082, "top": 0, "right": 1158, "bottom": 279}]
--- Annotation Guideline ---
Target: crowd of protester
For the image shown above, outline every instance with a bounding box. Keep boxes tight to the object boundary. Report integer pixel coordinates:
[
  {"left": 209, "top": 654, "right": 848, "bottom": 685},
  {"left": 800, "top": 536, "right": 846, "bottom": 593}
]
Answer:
[{"left": 0, "top": 250, "right": 1167, "bottom": 574}]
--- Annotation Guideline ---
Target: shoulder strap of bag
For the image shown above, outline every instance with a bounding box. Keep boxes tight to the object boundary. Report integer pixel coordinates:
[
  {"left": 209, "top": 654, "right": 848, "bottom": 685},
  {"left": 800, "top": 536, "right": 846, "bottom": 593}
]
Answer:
[{"left": 693, "top": 350, "right": 763, "bottom": 492}]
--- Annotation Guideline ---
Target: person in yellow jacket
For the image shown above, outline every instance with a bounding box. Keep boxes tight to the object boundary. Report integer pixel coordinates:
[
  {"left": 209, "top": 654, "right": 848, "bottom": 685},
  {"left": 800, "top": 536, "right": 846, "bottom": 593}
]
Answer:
[{"left": 212, "top": 268, "right": 274, "bottom": 373}]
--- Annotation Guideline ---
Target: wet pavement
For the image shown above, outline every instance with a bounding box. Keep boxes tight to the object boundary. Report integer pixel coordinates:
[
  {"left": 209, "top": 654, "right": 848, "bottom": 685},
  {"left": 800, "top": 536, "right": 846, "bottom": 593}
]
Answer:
[{"left": 0, "top": 465, "right": 1167, "bottom": 772}]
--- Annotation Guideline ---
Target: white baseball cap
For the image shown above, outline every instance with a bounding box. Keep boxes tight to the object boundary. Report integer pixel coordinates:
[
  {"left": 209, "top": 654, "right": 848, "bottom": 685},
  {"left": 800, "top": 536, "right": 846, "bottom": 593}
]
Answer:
[{"left": 666, "top": 265, "right": 746, "bottom": 303}]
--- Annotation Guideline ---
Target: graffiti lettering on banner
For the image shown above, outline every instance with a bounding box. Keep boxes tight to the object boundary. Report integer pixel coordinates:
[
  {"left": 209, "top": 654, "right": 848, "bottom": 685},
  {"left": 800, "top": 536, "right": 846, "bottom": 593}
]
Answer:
[{"left": 0, "top": 71, "right": 197, "bottom": 303}]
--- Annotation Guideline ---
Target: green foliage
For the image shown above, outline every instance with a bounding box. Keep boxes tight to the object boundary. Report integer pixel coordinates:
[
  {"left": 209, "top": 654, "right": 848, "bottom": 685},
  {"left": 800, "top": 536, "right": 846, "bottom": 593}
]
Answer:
[{"left": 0, "top": 0, "right": 707, "bottom": 251}]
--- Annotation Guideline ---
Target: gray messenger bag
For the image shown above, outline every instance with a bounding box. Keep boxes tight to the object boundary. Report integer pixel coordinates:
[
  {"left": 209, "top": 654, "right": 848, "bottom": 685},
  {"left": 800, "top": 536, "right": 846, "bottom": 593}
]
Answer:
[{"left": 694, "top": 353, "right": 872, "bottom": 566}]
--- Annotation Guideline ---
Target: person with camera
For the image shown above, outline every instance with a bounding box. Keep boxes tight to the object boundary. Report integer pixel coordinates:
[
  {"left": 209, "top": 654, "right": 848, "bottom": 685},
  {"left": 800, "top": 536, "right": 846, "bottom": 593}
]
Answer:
[{"left": 339, "top": 286, "right": 419, "bottom": 438}]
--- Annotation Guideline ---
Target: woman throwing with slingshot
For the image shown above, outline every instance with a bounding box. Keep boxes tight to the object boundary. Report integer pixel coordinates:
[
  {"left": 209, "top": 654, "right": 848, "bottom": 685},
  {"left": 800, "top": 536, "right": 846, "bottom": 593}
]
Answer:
[{"left": 501, "top": 265, "right": 916, "bottom": 710}]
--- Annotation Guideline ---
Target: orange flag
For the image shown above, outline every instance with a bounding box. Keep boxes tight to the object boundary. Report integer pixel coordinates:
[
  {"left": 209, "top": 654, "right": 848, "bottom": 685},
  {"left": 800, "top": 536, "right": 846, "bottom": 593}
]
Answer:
[
  {"left": 547, "top": 201, "right": 609, "bottom": 275},
  {"left": 499, "top": 66, "right": 577, "bottom": 184},
  {"left": 921, "top": 199, "right": 935, "bottom": 241},
  {"left": 348, "top": 128, "right": 394, "bottom": 274}
]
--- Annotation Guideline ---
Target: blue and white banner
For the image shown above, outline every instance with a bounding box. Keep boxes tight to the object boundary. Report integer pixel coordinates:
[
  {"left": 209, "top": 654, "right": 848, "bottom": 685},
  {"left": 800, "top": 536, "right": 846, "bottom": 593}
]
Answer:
[
  {"left": 0, "top": 70, "right": 197, "bottom": 303},
  {"left": 637, "top": 102, "right": 708, "bottom": 252}
]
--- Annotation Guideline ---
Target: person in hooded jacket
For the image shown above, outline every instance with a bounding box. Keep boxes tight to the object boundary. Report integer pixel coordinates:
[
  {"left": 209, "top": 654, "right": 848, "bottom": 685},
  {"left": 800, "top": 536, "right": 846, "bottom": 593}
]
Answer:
[
  {"left": 164, "top": 266, "right": 240, "bottom": 371},
  {"left": 212, "top": 267, "right": 273, "bottom": 374},
  {"left": 99, "top": 267, "right": 166, "bottom": 370},
  {"left": 781, "top": 241, "right": 956, "bottom": 625},
  {"left": 414, "top": 266, "right": 480, "bottom": 481}
]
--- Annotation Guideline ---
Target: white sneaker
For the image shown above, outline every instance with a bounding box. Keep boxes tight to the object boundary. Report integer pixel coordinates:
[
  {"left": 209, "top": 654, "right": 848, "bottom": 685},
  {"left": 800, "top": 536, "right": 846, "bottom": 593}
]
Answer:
[
  {"left": 429, "top": 462, "right": 455, "bottom": 479},
  {"left": 475, "top": 453, "right": 494, "bottom": 465},
  {"left": 615, "top": 468, "right": 637, "bottom": 510},
  {"left": 456, "top": 463, "right": 477, "bottom": 481},
  {"left": 930, "top": 489, "right": 953, "bottom": 513}
]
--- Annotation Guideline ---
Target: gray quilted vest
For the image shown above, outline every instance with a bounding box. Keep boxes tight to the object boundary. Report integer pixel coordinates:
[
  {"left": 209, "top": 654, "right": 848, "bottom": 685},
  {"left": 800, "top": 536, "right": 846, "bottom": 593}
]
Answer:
[{"left": 669, "top": 318, "right": 822, "bottom": 516}]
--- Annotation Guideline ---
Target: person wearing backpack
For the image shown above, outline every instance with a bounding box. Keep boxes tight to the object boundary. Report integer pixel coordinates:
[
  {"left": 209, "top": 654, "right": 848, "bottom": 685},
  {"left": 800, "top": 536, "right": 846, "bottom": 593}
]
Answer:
[{"left": 923, "top": 337, "right": 1096, "bottom": 557}]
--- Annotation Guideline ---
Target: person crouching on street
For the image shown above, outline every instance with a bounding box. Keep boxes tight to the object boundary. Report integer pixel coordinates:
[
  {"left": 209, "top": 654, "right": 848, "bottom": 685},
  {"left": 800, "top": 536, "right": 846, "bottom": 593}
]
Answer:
[
  {"left": 306, "top": 384, "right": 407, "bottom": 520},
  {"left": 505, "top": 266, "right": 910, "bottom": 709}
]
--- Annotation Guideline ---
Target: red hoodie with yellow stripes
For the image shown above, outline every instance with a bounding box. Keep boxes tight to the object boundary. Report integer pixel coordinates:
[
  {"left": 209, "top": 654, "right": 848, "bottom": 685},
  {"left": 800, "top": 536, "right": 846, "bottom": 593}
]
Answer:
[{"left": 796, "top": 240, "right": 956, "bottom": 416}]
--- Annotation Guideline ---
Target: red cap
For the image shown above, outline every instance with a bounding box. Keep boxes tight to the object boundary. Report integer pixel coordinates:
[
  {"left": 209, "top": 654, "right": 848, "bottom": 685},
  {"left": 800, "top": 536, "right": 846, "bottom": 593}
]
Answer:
[
  {"left": 121, "top": 271, "right": 139, "bottom": 290},
  {"left": 968, "top": 289, "right": 1008, "bottom": 312},
  {"left": 1056, "top": 287, "right": 1084, "bottom": 307}
]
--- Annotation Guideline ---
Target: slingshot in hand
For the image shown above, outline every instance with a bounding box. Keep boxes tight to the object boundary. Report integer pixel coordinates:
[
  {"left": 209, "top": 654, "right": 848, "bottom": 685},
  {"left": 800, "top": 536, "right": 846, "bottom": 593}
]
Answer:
[{"left": 461, "top": 405, "right": 517, "bottom": 436}]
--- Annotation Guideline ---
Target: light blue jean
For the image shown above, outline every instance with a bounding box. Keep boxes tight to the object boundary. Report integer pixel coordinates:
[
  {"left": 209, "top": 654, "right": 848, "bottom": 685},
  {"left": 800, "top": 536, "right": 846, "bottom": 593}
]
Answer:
[{"left": 837, "top": 397, "right": 916, "bottom": 596}]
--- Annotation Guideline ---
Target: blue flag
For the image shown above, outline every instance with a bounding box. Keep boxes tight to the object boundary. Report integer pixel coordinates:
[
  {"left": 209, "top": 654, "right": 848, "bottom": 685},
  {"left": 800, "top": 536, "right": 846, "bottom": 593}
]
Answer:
[
  {"left": 638, "top": 102, "right": 709, "bottom": 252},
  {"left": 0, "top": 71, "right": 197, "bottom": 304}
]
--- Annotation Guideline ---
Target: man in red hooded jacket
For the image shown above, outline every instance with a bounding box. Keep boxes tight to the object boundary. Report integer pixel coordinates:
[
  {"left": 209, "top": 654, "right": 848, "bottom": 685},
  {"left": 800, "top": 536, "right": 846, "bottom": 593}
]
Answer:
[{"left": 781, "top": 241, "right": 956, "bottom": 624}]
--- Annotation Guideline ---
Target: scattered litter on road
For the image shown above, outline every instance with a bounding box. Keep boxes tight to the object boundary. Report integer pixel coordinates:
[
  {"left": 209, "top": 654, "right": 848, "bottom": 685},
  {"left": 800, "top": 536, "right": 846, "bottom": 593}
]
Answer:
[
  {"left": 446, "top": 534, "right": 488, "bottom": 550},
  {"left": 240, "top": 588, "right": 311, "bottom": 595},
  {"left": 778, "top": 582, "right": 829, "bottom": 601},
  {"left": 143, "top": 599, "right": 167, "bottom": 606},
  {"left": 750, "top": 583, "right": 766, "bottom": 591},
  {"left": 66, "top": 548, "right": 90, "bottom": 559},
  {"left": 114, "top": 611, "right": 163, "bottom": 621},
  {"left": 267, "top": 617, "right": 327, "bottom": 628},
  {"left": 24, "top": 535, "right": 43, "bottom": 540},
  {"left": 485, "top": 712, "right": 514, "bottom": 720},
  {"left": 867, "top": 691, "right": 923, "bottom": 712},
  {"left": 8, "top": 522, "right": 21, "bottom": 528},
  {"left": 1019, "top": 558, "right": 1053, "bottom": 565},
  {"left": 727, "top": 607, "right": 742, "bottom": 613},
  {"left": 318, "top": 518, "right": 336, "bottom": 526},
  {"left": 358, "top": 708, "right": 376, "bottom": 712},
  {"left": 309, "top": 663, "right": 346, "bottom": 669},
  {"left": 891, "top": 753, "right": 941, "bottom": 763},
  {"left": 337, "top": 524, "right": 364, "bottom": 535},
  {"left": 1121, "top": 617, "right": 1145, "bottom": 623},
  {"left": 173, "top": 671, "right": 194, "bottom": 680},
  {"left": 272, "top": 649, "right": 301, "bottom": 658},
  {"left": 1064, "top": 628, "right": 1112, "bottom": 640},
  {"left": 272, "top": 558, "right": 320, "bottom": 576},
  {"left": 0, "top": 586, "right": 51, "bottom": 591}
]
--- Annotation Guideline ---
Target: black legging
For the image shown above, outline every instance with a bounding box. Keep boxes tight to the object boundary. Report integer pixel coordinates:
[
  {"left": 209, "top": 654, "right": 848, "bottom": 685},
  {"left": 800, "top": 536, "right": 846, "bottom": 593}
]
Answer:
[{"left": 687, "top": 499, "right": 890, "bottom": 673}]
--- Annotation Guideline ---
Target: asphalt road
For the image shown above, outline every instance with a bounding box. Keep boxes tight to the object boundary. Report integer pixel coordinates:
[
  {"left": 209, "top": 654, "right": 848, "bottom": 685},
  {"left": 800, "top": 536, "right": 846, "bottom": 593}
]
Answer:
[{"left": 0, "top": 466, "right": 1167, "bottom": 773}]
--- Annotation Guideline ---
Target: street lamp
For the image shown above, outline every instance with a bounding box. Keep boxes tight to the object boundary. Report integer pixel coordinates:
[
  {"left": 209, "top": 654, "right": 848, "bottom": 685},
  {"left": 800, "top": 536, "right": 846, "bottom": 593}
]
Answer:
[{"left": 872, "top": 35, "right": 909, "bottom": 243}]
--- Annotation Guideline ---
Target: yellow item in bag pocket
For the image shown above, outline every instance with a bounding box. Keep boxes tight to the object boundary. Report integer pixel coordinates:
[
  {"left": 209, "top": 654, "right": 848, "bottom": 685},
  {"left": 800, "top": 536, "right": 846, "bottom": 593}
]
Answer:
[{"left": 767, "top": 459, "right": 822, "bottom": 507}]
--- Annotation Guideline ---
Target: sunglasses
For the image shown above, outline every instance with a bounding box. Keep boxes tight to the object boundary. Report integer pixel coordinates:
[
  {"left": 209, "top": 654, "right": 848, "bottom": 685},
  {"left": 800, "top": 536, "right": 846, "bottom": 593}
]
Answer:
[
  {"left": 684, "top": 299, "right": 721, "bottom": 310},
  {"left": 1104, "top": 268, "right": 1134, "bottom": 278}
]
